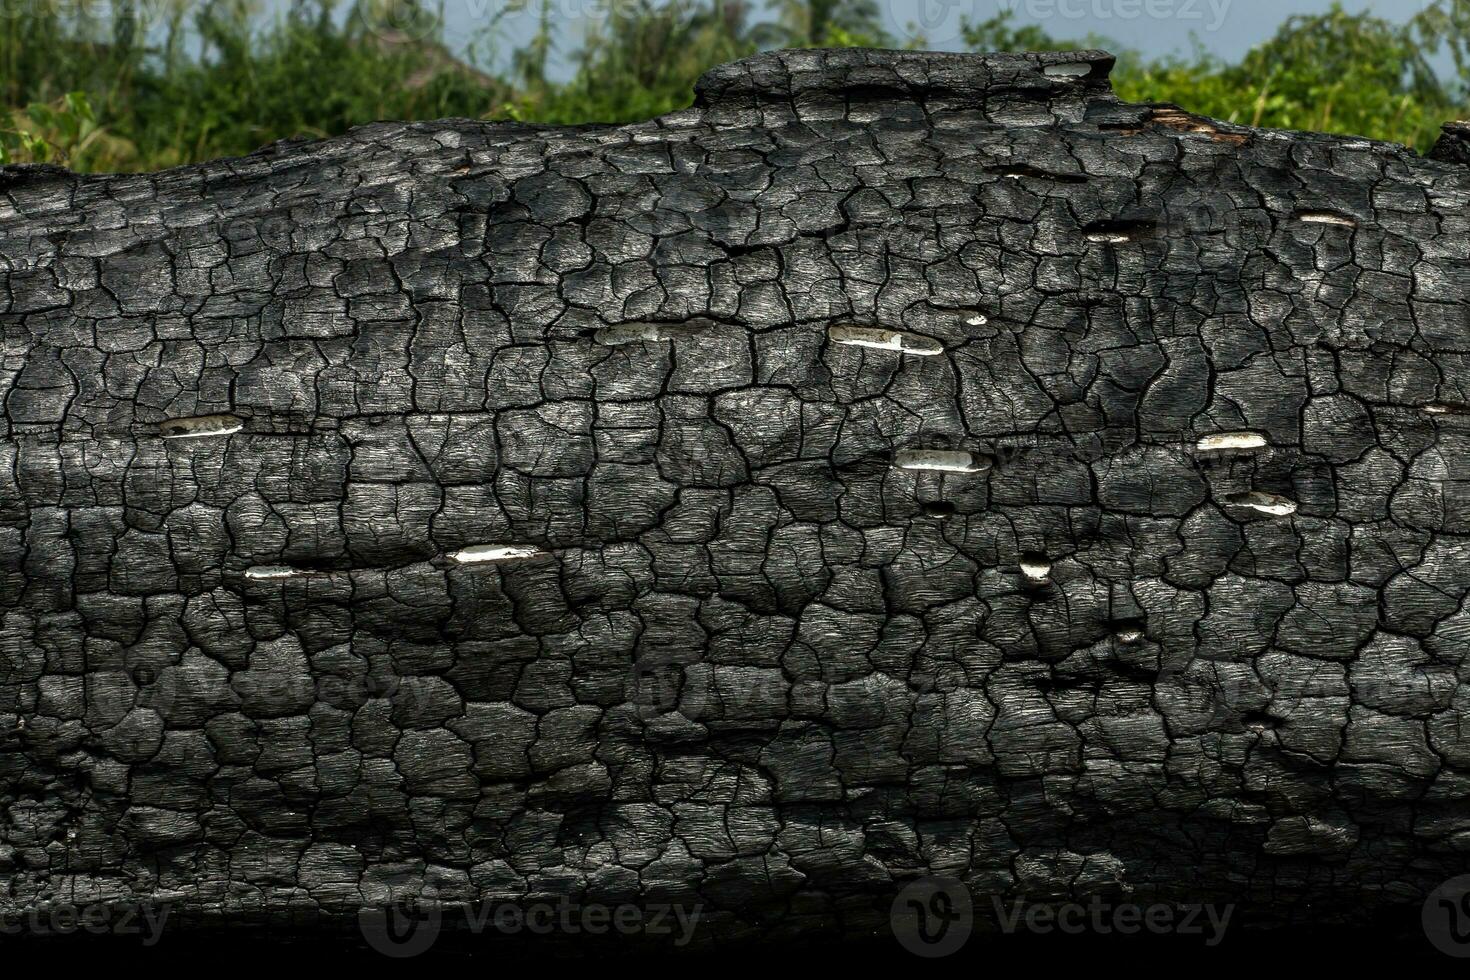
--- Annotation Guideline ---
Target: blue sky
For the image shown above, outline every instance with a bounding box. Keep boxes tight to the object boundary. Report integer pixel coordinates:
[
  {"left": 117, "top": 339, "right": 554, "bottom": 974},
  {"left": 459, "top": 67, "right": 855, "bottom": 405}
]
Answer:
[
  {"left": 261, "top": 0, "right": 1439, "bottom": 78},
  {"left": 440, "top": 0, "right": 1436, "bottom": 76}
]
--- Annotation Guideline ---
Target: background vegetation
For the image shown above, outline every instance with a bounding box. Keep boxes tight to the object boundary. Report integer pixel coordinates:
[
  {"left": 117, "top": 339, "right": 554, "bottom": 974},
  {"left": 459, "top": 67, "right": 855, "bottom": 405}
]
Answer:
[{"left": 3, "top": 0, "right": 1470, "bottom": 172}]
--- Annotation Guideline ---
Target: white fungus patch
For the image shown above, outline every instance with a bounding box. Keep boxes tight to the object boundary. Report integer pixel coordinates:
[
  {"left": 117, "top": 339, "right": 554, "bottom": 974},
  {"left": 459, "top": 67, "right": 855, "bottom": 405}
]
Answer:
[
  {"left": 1114, "top": 627, "right": 1145, "bottom": 645},
  {"left": 244, "top": 565, "right": 309, "bottom": 581},
  {"left": 160, "top": 413, "right": 244, "bottom": 439},
  {"left": 1225, "top": 491, "right": 1298, "bottom": 517},
  {"left": 1020, "top": 555, "right": 1053, "bottom": 582},
  {"left": 1043, "top": 62, "right": 1093, "bottom": 79},
  {"left": 1196, "top": 431, "right": 1268, "bottom": 452},
  {"left": 893, "top": 449, "right": 991, "bottom": 474},
  {"left": 1084, "top": 221, "right": 1158, "bottom": 244},
  {"left": 1296, "top": 211, "right": 1358, "bottom": 228},
  {"left": 828, "top": 325, "right": 944, "bottom": 356},
  {"left": 449, "top": 544, "right": 546, "bottom": 565}
]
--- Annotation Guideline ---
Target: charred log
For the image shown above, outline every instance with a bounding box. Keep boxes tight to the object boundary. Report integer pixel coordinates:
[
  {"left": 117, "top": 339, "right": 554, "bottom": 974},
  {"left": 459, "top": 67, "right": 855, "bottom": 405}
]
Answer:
[{"left": 2, "top": 48, "right": 1470, "bottom": 946}]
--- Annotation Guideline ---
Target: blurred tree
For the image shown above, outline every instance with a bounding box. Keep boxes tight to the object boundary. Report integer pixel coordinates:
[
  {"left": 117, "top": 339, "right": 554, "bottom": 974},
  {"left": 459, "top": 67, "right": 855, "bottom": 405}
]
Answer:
[
  {"left": 510, "top": 0, "right": 554, "bottom": 92},
  {"left": 1117, "top": 3, "right": 1452, "bottom": 149},
  {"left": 1414, "top": 0, "right": 1470, "bottom": 97},
  {"left": 961, "top": 11, "right": 1084, "bottom": 52},
  {"left": 3, "top": 0, "right": 1469, "bottom": 172},
  {"left": 505, "top": 0, "right": 760, "bottom": 123},
  {"left": 962, "top": 4, "right": 1458, "bottom": 151},
  {"left": 762, "top": 0, "right": 891, "bottom": 47}
]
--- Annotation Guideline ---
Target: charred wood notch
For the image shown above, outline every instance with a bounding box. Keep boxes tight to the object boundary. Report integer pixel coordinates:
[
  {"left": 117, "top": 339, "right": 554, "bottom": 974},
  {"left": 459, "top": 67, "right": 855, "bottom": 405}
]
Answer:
[
  {"left": 987, "top": 162, "right": 1089, "bottom": 183},
  {"left": 827, "top": 324, "right": 945, "bottom": 355},
  {"left": 893, "top": 448, "right": 993, "bottom": 473},
  {"left": 1083, "top": 219, "right": 1159, "bottom": 243},
  {"left": 3, "top": 46, "right": 1470, "bottom": 944},
  {"left": 158, "top": 413, "right": 245, "bottom": 439}
]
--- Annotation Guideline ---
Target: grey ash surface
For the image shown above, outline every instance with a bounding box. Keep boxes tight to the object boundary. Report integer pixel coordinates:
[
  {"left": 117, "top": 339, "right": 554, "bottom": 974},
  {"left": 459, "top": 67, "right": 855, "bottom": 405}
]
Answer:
[{"left": 3, "top": 47, "right": 1470, "bottom": 943}]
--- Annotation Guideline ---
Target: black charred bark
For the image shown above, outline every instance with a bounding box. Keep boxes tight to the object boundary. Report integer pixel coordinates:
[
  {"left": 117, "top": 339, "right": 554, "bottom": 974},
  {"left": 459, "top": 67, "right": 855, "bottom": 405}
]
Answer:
[{"left": 3, "top": 48, "right": 1470, "bottom": 947}]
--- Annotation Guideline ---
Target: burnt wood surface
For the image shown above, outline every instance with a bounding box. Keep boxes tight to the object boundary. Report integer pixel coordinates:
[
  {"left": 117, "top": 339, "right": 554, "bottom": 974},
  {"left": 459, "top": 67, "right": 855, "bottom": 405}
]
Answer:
[{"left": 3, "top": 48, "right": 1470, "bottom": 945}]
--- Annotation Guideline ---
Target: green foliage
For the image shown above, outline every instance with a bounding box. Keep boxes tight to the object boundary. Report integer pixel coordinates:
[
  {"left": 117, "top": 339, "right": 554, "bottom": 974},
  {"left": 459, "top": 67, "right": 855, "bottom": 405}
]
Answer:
[
  {"left": 1, "top": 0, "right": 1467, "bottom": 173},
  {"left": 963, "top": 4, "right": 1463, "bottom": 152},
  {"left": 765, "top": 0, "right": 891, "bottom": 47},
  {"left": 1113, "top": 6, "right": 1456, "bottom": 151},
  {"left": 961, "top": 11, "right": 1090, "bottom": 53},
  {"left": 0, "top": 91, "right": 114, "bottom": 167},
  {"left": 118, "top": 1, "right": 514, "bottom": 169},
  {"left": 0, "top": 126, "right": 52, "bottom": 167},
  {"left": 500, "top": 0, "right": 759, "bottom": 125}
]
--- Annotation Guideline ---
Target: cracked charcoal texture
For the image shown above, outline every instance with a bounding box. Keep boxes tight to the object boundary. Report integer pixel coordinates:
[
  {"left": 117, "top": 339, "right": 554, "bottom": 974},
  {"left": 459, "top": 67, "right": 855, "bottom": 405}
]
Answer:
[{"left": 3, "top": 48, "right": 1470, "bottom": 941}]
